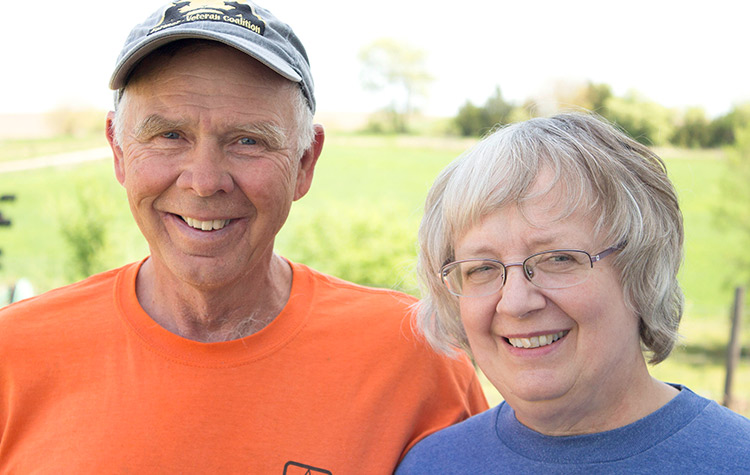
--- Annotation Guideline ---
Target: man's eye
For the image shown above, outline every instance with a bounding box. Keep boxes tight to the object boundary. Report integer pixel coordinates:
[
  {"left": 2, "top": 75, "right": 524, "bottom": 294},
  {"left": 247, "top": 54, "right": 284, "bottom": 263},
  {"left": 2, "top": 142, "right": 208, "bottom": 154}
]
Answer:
[
  {"left": 162, "top": 132, "right": 180, "bottom": 140},
  {"left": 239, "top": 137, "right": 257, "bottom": 145}
]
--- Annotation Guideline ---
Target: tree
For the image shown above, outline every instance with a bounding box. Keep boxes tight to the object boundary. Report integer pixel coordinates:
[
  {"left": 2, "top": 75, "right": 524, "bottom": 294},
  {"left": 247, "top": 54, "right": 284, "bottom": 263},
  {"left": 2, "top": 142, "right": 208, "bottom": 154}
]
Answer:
[
  {"left": 454, "top": 101, "right": 484, "bottom": 137},
  {"left": 59, "top": 188, "right": 110, "bottom": 281},
  {"left": 715, "top": 123, "right": 750, "bottom": 287},
  {"left": 580, "top": 82, "right": 612, "bottom": 114},
  {"left": 707, "top": 102, "right": 750, "bottom": 147},
  {"left": 454, "top": 87, "right": 516, "bottom": 137},
  {"left": 483, "top": 87, "right": 515, "bottom": 128},
  {"left": 602, "top": 91, "right": 675, "bottom": 146},
  {"left": 359, "top": 38, "right": 433, "bottom": 133},
  {"left": 671, "top": 107, "right": 711, "bottom": 148}
]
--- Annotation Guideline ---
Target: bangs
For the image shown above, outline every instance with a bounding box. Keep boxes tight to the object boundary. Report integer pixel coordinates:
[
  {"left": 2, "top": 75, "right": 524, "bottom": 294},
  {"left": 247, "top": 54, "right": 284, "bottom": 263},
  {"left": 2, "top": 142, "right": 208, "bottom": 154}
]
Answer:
[{"left": 440, "top": 124, "right": 601, "bottom": 250}]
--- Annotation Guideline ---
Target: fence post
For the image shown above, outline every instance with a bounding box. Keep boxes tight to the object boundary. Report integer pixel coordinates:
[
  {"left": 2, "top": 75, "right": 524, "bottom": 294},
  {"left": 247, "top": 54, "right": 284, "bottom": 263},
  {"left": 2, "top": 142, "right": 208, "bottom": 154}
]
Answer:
[
  {"left": 723, "top": 286, "right": 745, "bottom": 409},
  {"left": 0, "top": 194, "right": 16, "bottom": 269}
]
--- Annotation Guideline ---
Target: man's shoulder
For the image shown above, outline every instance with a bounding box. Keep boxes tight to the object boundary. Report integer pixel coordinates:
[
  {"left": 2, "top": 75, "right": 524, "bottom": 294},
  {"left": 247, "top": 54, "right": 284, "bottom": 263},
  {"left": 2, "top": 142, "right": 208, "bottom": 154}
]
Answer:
[
  {"left": 292, "top": 260, "right": 417, "bottom": 308},
  {"left": 0, "top": 263, "right": 132, "bottom": 331},
  {"left": 420, "top": 404, "right": 497, "bottom": 444},
  {"left": 290, "top": 260, "right": 469, "bottom": 363},
  {"left": 397, "top": 406, "right": 498, "bottom": 472}
]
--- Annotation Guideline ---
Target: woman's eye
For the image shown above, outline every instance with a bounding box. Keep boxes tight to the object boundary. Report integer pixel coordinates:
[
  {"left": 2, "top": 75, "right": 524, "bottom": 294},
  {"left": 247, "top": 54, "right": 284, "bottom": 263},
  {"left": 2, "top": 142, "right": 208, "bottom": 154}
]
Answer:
[
  {"left": 468, "top": 265, "right": 492, "bottom": 275},
  {"left": 465, "top": 263, "right": 501, "bottom": 281},
  {"left": 239, "top": 137, "right": 257, "bottom": 145}
]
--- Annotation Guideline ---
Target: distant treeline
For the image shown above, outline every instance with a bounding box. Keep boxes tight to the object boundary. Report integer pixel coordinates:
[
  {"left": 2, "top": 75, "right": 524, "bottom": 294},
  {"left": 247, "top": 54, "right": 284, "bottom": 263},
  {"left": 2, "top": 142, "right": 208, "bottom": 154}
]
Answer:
[{"left": 455, "top": 83, "right": 750, "bottom": 149}]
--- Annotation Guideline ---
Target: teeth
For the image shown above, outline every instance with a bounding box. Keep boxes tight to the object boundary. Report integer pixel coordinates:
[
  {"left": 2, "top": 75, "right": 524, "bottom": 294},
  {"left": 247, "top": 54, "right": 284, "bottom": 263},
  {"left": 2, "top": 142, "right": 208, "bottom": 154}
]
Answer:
[
  {"left": 508, "top": 331, "right": 566, "bottom": 349},
  {"left": 183, "top": 216, "right": 230, "bottom": 231}
]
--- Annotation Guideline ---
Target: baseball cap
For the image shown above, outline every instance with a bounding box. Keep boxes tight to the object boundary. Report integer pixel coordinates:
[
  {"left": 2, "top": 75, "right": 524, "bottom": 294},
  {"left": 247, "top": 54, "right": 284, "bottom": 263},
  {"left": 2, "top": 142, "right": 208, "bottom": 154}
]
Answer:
[{"left": 109, "top": 0, "right": 315, "bottom": 113}]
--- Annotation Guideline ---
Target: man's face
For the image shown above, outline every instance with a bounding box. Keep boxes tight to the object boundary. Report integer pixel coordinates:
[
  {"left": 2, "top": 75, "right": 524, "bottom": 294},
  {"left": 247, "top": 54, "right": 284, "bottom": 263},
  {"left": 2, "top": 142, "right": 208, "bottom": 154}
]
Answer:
[{"left": 109, "top": 44, "right": 318, "bottom": 290}]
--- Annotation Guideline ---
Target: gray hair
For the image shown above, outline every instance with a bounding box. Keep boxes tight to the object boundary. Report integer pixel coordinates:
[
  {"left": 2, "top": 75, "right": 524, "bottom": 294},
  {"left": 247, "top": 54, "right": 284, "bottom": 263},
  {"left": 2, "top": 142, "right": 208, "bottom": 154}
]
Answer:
[
  {"left": 112, "top": 40, "right": 316, "bottom": 159},
  {"left": 416, "top": 112, "right": 683, "bottom": 364}
]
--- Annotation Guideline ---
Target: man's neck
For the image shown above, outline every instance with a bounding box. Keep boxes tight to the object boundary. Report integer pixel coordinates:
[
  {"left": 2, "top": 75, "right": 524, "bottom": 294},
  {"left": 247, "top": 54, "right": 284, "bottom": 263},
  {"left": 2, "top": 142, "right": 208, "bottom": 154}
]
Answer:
[{"left": 134, "top": 254, "right": 293, "bottom": 342}]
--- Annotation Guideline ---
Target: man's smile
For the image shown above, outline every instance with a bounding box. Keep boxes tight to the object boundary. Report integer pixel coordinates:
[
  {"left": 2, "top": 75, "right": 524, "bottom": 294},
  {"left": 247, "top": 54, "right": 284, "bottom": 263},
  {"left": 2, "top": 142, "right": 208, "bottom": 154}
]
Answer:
[{"left": 180, "top": 215, "right": 232, "bottom": 231}]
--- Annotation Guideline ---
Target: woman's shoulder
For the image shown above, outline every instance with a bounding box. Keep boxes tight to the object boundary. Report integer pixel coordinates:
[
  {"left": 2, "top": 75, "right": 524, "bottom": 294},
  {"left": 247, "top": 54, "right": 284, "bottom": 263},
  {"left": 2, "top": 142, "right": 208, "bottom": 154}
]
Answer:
[
  {"left": 675, "top": 385, "right": 749, "bottom": 429},
  {"left": 660, "top": 385, "right": 750, "bottom": 467}
]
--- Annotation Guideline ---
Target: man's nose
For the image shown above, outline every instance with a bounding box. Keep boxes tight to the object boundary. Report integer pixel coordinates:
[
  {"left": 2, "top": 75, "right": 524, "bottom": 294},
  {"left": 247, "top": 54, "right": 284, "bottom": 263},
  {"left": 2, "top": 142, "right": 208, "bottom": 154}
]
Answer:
[{"left": 176, "top": 141, "right": 234, "bottom": 196}]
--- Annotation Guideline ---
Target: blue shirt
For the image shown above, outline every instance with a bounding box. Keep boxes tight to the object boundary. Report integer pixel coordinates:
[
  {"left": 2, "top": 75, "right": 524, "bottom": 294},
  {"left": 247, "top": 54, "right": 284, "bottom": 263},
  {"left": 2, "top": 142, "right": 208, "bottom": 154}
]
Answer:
[{"left": 397, "top": 385, "right": 750, "bottom": 474}]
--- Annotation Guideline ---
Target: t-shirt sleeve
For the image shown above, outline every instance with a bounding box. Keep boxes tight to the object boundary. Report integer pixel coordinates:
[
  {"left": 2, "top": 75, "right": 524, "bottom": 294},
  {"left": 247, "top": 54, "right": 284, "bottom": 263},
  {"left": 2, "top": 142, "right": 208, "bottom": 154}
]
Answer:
[{"left": 398, "top": 349, "right": 489, "bottom": 461}]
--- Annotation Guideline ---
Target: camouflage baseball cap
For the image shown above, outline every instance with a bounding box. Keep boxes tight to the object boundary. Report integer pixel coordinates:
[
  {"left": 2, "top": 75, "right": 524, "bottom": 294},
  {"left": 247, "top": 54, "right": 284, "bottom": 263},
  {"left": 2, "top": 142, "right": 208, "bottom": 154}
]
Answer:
[{"left": 109, "top": 0, "right": 315, "bottom": 113}]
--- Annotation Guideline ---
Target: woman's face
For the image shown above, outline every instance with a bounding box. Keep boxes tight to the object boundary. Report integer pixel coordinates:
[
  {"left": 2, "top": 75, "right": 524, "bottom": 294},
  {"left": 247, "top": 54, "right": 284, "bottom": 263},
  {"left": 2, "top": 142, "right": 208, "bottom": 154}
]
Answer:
[{"left": 453, "top": 175, "right": 647, "bottom": 434}]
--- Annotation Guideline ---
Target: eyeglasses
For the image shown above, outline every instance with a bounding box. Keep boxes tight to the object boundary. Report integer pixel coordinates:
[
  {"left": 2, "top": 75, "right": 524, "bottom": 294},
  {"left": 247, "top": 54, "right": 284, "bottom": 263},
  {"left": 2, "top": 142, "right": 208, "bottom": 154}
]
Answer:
[{"left": 439, "top": 246, "right": 621, "bottom": 298}]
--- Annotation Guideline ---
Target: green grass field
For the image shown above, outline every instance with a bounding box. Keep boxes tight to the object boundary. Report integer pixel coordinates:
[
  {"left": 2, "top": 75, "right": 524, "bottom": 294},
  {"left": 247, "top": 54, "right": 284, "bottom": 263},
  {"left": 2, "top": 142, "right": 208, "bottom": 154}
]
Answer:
[{"left": 0, "top": 133, "right": 747, "bottom": 415}]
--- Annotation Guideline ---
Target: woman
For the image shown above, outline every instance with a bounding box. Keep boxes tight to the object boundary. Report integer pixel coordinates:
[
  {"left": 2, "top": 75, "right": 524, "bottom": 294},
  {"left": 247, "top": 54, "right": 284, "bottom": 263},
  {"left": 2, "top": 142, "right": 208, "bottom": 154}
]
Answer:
[{"left": 397, "top": 113, "right": 750, "bottom": 472}]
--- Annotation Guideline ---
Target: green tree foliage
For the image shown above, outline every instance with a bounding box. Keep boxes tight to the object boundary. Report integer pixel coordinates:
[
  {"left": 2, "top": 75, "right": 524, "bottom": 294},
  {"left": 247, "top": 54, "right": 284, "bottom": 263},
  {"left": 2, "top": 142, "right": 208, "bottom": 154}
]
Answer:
[
  {"left": 283, "top": 203, "right": 419, "bottom": 295},
  {"left": 672, "top": 107, "right": 712, "bottom": 148},
  {"left": 716, "top": 123, "right": 750, "bottom": 286},
  {"left": 544, "top": 80, "right": 613, "bottom": 114},
  {"left": 455, "top": 87, "right": 516, "bottom": 137},
  {"left": 59, "top": 187, "right": 110, "bottom": 281},
  {"left": 454, "top": 101, "right": 484, "bottom": 137},
  {"left": 582, "top": 82, "right": 613, "bottom": 114},
  {"left": 601, "top": 92, "right": 675, "bottom": 146},
  {"left": 707, "top": 103, "right": 750, "bottom": 147},
  {"left": 359, "top": 38, "right": 433, "bottom": 133},
  {"left": 452, "top": 80, "right": 748, "bottom": 149}
]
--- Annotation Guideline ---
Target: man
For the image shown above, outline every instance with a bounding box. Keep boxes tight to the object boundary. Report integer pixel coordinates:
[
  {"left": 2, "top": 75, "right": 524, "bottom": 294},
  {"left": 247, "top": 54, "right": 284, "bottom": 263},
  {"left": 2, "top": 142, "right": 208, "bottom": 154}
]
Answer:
[{"left": 0, "top": 1, "right": 487, "bottom": 473}]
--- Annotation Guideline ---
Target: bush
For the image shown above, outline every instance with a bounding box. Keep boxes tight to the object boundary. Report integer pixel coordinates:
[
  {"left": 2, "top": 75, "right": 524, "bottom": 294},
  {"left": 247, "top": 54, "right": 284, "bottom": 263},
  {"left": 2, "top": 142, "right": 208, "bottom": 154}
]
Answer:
[
  {"left": 280, "top": 203, "right": 420, "bottom": 295},
  {"left": 715, "top": 123, "right": 750, "bottom": 286},
  {"left": 603, "top": 92, "right": 675, "bottom": 146},
  {"left": 454, "top": 87, "right": 515, "bottom": 137},
  {"left": 671, "top": 107, "right": 712, "bottom": 148},
  {"left": 59, "top": 185, "right": 112, "bottom": 280}
]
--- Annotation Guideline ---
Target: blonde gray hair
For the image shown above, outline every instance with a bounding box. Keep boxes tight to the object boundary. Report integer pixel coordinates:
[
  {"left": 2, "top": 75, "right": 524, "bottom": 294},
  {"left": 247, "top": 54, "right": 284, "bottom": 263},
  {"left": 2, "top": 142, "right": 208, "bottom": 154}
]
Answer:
[{"left": 416, "top": 112, "right": 683, "bottom": 364}]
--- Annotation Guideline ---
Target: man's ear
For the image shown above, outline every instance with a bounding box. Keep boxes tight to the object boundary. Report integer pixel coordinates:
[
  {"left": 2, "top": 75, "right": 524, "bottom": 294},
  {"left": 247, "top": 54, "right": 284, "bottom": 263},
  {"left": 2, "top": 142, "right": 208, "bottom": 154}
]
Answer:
[
  {"left": 293, "top": 124, "right": 325, "bottom": 201},
  {"left": 106, "top": 111, "right": 126, "bottom": 186}
]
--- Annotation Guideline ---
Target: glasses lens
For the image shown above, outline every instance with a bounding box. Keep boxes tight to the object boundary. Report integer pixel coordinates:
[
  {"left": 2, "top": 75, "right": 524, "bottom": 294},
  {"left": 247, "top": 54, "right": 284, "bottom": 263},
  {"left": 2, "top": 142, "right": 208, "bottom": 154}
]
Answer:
[
  {"left": 525, "top": 250, "right": 591, "bottom": 289},
  {"left": 443, "top": 260, "right": 504, "bottom": 297}
]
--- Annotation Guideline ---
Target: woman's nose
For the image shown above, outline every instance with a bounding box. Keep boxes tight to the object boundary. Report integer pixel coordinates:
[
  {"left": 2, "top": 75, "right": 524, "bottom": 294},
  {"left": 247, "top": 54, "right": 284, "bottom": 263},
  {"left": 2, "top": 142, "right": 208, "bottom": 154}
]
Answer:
[{"left": 495, "top": 264, "right": 546, "bottom": 318}]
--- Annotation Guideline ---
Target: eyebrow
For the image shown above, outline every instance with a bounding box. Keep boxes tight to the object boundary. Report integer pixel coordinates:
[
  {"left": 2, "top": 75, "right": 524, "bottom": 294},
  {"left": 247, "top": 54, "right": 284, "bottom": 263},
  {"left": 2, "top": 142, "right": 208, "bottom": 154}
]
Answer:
[
  {"left": 456, "top": 235, "right": 563, "bottom": 259},
  {"left": 234, "top": 122, "right": 287, "bottom": 151},
  {"left": 132, "top": 115, "right": 187, "bottom": 142}
]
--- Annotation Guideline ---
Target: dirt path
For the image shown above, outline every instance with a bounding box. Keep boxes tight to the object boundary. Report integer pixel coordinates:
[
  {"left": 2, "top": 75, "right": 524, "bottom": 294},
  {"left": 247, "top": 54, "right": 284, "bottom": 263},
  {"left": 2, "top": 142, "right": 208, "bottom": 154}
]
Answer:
[{"left": 0, "top": 147, "right": 112, "bottom": 174}]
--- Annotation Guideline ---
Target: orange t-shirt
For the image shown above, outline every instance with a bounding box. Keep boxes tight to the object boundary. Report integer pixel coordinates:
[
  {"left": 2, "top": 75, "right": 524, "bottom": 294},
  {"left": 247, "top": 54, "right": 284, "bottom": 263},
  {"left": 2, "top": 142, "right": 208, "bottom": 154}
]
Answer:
[{"left": 0, "top": 260, "right": 487, "bottom": 473}]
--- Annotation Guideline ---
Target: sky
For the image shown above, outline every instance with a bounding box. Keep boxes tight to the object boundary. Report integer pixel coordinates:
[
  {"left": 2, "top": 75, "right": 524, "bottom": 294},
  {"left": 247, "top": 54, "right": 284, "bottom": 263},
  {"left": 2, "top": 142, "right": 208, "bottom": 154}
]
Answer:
[{"left": 2, "top": 0, "right": 749, "bottom": 118}]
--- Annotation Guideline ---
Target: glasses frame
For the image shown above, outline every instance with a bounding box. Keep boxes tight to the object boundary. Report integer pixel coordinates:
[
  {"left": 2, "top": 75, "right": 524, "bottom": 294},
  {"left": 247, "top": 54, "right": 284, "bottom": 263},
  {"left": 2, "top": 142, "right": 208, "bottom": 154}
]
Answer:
[{"left": 439, "top": 246, "right": 622, "bottom": 297}]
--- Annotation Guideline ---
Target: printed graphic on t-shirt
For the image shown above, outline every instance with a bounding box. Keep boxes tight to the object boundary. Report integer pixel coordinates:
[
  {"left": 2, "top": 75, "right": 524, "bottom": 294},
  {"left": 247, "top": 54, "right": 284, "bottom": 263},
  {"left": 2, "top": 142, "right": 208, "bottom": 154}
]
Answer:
[{"left": 283, "top": 461, "right": 332, "bottom": 474}]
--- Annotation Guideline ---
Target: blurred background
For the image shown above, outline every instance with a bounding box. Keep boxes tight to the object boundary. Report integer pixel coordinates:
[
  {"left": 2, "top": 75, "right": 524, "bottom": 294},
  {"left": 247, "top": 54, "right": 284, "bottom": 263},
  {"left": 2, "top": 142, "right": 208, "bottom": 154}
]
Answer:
[{"left": 1, "top": 0, "right": 748, "bottom": 413}]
